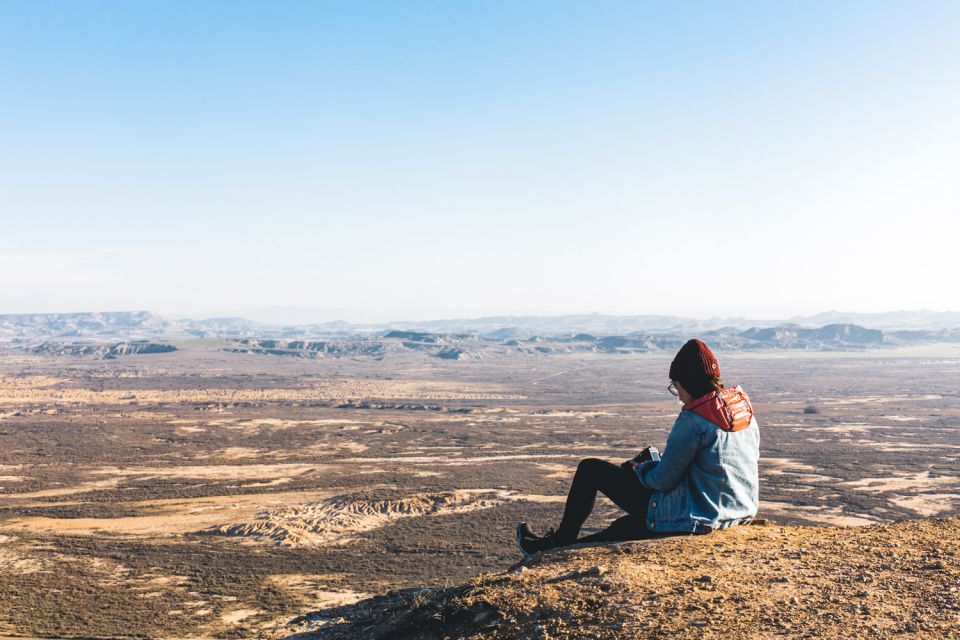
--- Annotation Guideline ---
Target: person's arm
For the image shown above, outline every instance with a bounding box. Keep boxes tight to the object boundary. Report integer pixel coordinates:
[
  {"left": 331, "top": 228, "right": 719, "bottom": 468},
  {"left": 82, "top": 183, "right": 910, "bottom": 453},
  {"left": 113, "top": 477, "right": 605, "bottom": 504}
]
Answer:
[{"left": 634, "top": 412, "right": 704, "bottom": 492}]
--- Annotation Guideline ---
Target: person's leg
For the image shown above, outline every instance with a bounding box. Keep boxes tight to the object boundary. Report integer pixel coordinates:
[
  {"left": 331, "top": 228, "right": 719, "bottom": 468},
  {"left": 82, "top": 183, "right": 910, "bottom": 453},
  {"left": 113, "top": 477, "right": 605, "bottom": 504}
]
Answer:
[
  {"left": 555, "top": 458, "right": 649, "bottom": 542},
  {"left": 577, "top": 514, "right": 648, "bottom": 544}
]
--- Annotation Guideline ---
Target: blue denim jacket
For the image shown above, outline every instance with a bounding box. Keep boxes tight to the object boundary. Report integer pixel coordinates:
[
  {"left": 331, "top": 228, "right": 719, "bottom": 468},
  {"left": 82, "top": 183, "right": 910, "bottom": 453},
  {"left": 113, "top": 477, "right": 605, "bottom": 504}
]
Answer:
[{"left": 634, "top": 408, "right": 760, "bottom": 533}]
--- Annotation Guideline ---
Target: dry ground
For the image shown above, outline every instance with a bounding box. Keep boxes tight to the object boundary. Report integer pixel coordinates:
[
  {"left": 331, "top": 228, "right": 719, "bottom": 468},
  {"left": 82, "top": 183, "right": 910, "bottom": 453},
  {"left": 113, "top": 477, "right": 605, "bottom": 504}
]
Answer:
[
  {"left": 284, "top": 516, "right": 960, "bottom": 639},
  {"left": 0, "top": 342, "right": 958, "bottom": 637}
]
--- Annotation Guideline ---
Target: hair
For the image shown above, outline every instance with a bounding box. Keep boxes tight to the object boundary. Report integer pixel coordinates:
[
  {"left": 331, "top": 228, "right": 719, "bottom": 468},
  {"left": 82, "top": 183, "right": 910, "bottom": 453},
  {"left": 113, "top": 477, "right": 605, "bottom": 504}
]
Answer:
[{"left": 681, "top": 374, "right": 724, "bottom": 400}]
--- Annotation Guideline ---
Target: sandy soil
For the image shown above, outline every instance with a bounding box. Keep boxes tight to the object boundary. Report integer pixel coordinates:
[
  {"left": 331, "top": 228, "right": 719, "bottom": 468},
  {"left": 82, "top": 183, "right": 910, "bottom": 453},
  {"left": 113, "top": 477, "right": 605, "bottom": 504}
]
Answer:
[
  {"left": 844, "top": 471, "right": 958, "bottom": 493},
  {"left": 203, "top": 491, "right": 508, "bottom": 546},
  {"left": 0, "top": 489, "right": 338, "bottom": 536},
  {"left": 888, "top": 493, "right": 960, "bottom": 517},
  {"left": 759, "top": 500, "right": 880, "bottom": 527},
  {"left": 0, "top": 378, "right": 525, "bottom": 405},
  {"left": 202, "top": 489, "right": 566, "bottom": 547}
]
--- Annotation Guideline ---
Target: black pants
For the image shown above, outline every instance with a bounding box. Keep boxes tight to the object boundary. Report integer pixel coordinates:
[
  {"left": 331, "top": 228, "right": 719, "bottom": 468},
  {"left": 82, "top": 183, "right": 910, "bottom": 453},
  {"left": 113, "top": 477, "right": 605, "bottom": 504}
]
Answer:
[{"left": 556, "top": 458, "right": 653, "bottom": 544}]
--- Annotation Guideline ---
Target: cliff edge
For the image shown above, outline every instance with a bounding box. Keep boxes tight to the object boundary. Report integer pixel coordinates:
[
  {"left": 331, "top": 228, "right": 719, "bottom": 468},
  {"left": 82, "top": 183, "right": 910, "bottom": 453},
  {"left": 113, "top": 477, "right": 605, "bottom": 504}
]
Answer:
[{"left": 281, "top": 517, "right": 959, "bottom": 639}]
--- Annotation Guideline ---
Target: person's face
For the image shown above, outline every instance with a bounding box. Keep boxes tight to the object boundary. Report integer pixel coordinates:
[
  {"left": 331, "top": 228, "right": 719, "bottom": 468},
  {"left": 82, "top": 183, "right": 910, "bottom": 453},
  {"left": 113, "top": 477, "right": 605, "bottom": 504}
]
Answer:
[{"left": 670, "top": 380, "right": 695, "bottom": 406}]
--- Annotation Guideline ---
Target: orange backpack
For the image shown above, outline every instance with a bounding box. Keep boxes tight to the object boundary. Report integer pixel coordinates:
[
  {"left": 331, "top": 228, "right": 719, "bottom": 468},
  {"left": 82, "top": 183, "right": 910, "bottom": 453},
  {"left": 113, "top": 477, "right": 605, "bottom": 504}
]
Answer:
[{"left": 688, "top": 386, "right": 754, "bottom": 432}]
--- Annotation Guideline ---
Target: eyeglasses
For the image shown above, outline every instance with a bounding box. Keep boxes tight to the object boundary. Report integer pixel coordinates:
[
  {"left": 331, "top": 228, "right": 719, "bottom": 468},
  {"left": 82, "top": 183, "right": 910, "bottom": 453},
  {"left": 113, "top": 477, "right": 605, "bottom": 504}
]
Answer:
[{"left": 667, "top": 382, "right": 679, "bottom": 397}]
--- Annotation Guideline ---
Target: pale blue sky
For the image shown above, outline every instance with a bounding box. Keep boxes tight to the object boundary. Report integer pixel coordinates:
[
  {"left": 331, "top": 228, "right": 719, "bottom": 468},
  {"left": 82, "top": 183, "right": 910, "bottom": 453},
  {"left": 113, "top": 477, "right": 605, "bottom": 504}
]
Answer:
[{"left": 2, "top": 1, "right": 958, "bottom": 320}]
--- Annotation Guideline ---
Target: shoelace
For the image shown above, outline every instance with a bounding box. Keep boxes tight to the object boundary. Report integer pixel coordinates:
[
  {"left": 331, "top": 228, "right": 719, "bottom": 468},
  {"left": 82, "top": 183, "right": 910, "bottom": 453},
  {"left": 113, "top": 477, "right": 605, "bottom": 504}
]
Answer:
[{"left": 523, "top": 527, "right": 555, "bottom": 542}]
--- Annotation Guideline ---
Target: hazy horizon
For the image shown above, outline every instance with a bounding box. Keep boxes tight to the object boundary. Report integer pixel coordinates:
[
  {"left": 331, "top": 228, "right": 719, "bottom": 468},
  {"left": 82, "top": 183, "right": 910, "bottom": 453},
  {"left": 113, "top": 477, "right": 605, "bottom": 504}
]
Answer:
[
  {"left": 3, "top": 1, "right": 958, "bottom": 317},
  {"left": 4, "top": 305, "right": 960, "bottom": 328},
  {"left": 8, "top": 304, "right": 960, "bottom": 324}
]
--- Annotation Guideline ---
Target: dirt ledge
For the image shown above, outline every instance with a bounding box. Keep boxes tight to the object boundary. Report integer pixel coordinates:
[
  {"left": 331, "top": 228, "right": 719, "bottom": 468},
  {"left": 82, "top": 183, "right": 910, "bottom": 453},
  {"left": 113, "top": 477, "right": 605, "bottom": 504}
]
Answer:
[{"left": 281, "top": 516, "right": 960, "bottom": 639}]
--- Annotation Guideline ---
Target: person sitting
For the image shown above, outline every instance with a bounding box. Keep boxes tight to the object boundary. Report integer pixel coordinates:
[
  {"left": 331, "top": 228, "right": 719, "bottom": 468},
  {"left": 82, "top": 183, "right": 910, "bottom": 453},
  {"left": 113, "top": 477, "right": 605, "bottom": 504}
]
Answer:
[{"left": 517, "top": 338, "right": 760, "bottom": 555}]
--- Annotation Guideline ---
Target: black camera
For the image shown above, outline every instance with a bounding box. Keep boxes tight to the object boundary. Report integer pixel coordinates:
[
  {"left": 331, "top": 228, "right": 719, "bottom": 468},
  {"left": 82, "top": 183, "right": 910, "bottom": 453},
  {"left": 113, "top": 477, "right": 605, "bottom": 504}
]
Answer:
[{"left": 621, "top": 446, "right": 660, "bottom": 469}]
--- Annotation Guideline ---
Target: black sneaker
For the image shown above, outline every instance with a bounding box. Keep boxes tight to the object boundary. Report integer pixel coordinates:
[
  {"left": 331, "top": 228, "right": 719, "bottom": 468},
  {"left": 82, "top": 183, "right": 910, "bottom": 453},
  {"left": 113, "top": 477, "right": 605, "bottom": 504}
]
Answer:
[
  {"left": 518, "top": 524, "right": 564, "bottom": 557},
  {"left": 517, "top": 522, "right": 540, "bottom": 543},
  {"left": 517, "top": 522, "right": 540, "bottom": 558}
]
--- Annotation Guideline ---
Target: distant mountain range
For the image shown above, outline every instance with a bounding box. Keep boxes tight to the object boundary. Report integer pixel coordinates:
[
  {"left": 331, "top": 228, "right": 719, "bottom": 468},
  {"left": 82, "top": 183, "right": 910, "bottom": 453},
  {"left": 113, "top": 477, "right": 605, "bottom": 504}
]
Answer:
[
  {"left": 2, "top": 310, "right": 960, "bottom": 356},
  {"left": 784, "top": 309, "right": 960, "bottom": 331}
]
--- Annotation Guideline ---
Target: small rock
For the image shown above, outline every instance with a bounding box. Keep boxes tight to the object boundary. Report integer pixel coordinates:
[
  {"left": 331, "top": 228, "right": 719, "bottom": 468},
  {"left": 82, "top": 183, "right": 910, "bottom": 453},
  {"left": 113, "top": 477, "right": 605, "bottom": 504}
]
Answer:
[
  {"left": 474, "top": 611, "right": 493, "bottom": 624},
  {"left": 585, "top": 565, "right": 608, "bottom": 578},
  {"left": 697, "top": 575, "right": 714, "bottom": 583}
]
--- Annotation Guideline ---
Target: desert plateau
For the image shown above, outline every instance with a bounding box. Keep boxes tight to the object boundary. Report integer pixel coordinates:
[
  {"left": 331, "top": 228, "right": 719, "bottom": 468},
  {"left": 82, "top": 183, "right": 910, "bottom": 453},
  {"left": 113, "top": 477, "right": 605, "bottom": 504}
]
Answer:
[{"left": 0, "top": 334, "right": 958, "bottom": 638}]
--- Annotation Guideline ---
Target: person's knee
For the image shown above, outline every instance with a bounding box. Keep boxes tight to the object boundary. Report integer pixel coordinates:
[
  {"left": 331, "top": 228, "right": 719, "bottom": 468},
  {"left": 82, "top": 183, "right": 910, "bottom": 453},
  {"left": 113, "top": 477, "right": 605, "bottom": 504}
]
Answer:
[{"left": 575, "top": 458, "right": 605, "bottom": 477}]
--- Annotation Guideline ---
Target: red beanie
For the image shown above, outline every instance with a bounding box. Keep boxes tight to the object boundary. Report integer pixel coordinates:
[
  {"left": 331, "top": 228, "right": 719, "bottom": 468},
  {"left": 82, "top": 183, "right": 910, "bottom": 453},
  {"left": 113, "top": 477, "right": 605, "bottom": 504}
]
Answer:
[{"left": 669, "top": 339, "right": 720, "bottom": 391}]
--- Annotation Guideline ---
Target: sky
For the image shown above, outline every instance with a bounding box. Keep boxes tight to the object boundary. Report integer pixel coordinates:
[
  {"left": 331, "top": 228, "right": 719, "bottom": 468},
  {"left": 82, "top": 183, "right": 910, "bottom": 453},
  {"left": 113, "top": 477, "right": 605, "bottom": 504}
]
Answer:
[{"left": 1, "top": 1, "right": 958, "bottom": 322}]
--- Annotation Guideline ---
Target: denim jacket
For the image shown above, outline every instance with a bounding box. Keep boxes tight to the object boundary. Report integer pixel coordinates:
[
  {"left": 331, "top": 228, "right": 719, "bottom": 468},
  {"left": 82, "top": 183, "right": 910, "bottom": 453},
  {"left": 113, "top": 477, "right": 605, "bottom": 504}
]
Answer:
[{"left": 634, "top": 405, "right": 760, "bottom": 533}]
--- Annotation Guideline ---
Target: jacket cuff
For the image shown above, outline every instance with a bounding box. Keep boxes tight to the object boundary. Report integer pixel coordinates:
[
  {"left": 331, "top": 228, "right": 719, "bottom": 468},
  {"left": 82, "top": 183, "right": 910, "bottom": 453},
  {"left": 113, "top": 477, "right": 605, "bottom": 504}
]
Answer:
[{"left": 634, "top": 459, "right": 659, "bottom": 485}]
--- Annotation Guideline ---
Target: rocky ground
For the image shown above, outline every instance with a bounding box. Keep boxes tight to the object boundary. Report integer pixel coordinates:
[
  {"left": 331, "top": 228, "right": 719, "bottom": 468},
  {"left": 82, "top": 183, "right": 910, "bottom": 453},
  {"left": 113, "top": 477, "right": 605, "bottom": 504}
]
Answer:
[{"left": 284, "top": 516, "right": 960, "bottom": 640}]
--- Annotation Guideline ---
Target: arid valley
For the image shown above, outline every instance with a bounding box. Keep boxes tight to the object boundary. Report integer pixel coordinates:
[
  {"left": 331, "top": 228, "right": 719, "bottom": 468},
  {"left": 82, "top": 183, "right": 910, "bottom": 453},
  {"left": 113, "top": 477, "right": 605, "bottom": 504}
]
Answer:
[{"left": 0, "top": 338, "right": 958, "bottom": 638}]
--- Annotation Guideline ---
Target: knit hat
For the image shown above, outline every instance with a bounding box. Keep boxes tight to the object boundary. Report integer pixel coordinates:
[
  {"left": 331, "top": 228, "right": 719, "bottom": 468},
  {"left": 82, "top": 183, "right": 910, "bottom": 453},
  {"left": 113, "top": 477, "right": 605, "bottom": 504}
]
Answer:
[{"left": 669, "top": 339, "right": 720, "bottom": 391}]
